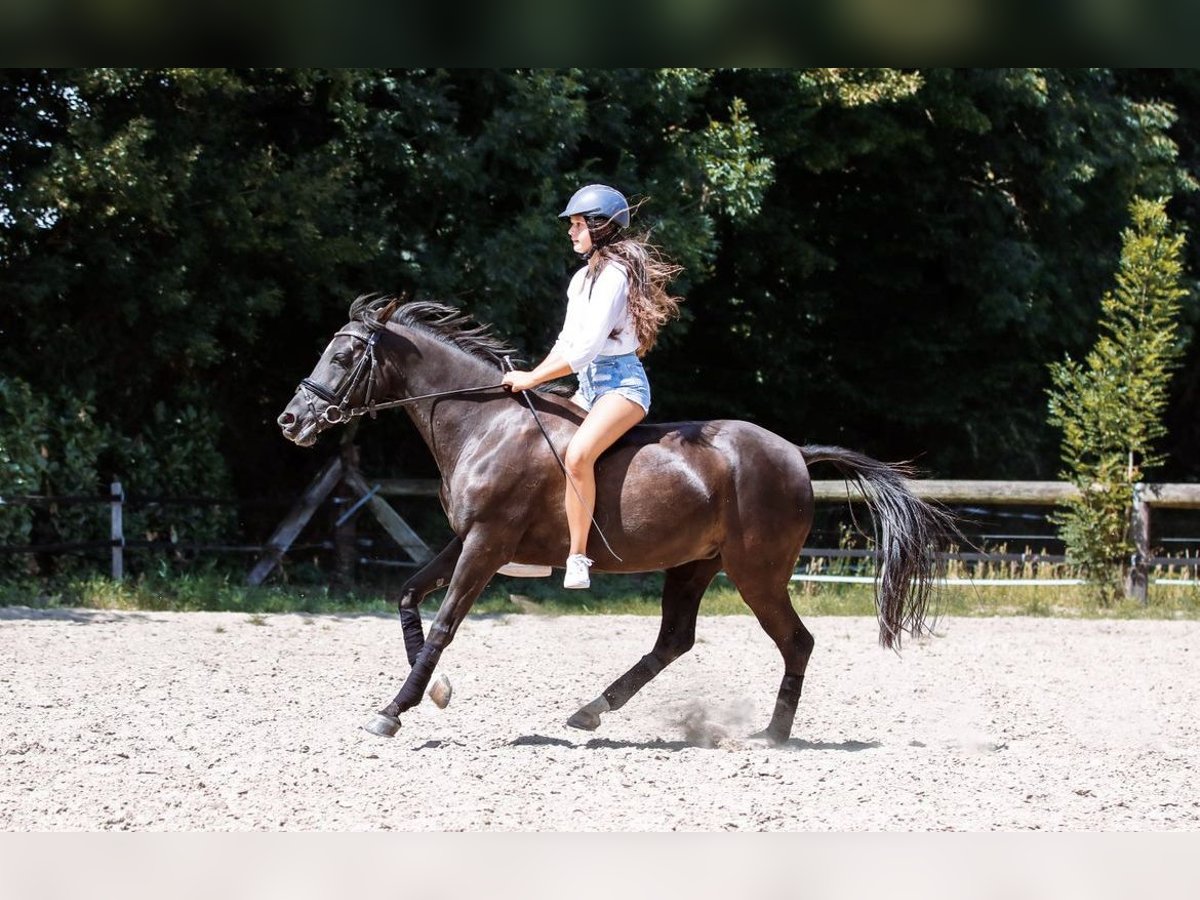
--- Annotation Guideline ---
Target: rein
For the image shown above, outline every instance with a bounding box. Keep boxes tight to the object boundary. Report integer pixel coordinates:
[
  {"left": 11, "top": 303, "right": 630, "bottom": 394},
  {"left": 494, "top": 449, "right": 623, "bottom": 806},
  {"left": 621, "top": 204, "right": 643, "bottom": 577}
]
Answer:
[{"left": 334, "top": 382, "right": 508, "bottom": 422}]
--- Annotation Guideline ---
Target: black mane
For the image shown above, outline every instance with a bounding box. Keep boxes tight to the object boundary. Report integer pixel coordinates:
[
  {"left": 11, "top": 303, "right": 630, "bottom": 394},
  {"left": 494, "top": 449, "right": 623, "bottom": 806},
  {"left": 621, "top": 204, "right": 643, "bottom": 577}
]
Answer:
[{"left": 349, "top": 295, "right": 521, "bottom": 369}]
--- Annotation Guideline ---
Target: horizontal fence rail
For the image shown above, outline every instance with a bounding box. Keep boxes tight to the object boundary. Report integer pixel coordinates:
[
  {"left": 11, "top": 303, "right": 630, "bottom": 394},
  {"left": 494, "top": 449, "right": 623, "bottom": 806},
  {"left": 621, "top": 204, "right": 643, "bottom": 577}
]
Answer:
[
  {"left": 811, "top": 479, "right": 1200, "bottom": 507},
  {"left": 812, "top": 479, "right": 1079, "bottom": 505},
  {"left": 0, "top": 481, "right": 307, "bottom": 580},
  {"left": 5, "top": 479, "right": 1200, "bottom": 597}
]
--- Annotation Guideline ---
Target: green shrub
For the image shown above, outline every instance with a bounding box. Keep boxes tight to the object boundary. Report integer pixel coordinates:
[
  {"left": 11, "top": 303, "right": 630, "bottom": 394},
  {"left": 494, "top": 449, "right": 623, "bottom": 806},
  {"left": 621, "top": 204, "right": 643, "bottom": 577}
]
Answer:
[
  {"left": 0, "top": 376, "right": 49, "bottom": 551},
  {"left": 1, "top": 379, "right": 236, "bottom": 576},
  {"left": 112, "top": 403, "right": 237, "bottom": 558}
]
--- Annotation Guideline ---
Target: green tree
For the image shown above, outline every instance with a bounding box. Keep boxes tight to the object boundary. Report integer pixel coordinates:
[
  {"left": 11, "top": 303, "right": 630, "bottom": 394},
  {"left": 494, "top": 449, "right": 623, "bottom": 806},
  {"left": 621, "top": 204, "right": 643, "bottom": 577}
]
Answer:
[
  {"left": 1116, "top": 70, "right": 1200, "bottom": 481},
  {"left": 666, "top": 69, "right": 1192, "bottom": 475},
  {"left": 2, "top": 69, "right": 1196, "bottom": 576},
  {"left": 1, "top": 69, "right": 376, "bottom": 526},
  {"left": 0, "top": 68, "right": 778, "bottom": 556},
  {"left": 1047, "top": 197, "right": 1190, "bottom": 599}
]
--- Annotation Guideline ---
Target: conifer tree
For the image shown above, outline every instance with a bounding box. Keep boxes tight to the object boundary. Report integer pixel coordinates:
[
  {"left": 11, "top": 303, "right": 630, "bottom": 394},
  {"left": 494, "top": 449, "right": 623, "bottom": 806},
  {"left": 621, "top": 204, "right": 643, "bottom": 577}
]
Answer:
[{"left": 1047, "top": 197, "right": 1189, "bottom": 600}]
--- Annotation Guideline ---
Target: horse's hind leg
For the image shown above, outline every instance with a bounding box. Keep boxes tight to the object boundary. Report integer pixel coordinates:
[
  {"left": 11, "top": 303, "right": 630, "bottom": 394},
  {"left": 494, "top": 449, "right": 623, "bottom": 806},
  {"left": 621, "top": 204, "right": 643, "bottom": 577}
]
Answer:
[
  {"left": 732, "top": 575, "right": 814, "bottom": 745},
  {"left": 567, "top": 556, "right": 722, "bottom": 731}
]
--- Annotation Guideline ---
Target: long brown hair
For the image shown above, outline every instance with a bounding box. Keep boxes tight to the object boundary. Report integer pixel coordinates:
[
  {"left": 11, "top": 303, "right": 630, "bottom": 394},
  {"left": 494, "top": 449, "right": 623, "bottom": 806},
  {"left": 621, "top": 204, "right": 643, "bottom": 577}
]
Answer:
[{"left": 585, "top": 217, "right": 683, "bottom": 356}]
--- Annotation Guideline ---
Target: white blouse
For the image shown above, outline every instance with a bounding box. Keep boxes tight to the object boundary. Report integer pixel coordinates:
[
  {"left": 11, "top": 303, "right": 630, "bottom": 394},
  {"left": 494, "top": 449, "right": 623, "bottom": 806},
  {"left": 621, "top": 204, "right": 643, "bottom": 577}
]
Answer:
[{"left": 550, "top": 261, "right": 639, "bottom": 372}]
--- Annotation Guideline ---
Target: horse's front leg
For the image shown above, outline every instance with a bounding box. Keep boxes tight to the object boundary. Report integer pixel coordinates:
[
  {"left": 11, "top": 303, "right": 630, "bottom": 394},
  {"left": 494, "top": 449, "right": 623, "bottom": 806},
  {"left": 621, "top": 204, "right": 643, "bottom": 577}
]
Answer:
[
  {"left": 393, "top": 537, "right": 463, "bottom": 709},
  {"left": 364, "top": 531, "right": 508, "bottom": 737},
  {"left": 394, "top": 537, "right": 462, "bottom": 664}
]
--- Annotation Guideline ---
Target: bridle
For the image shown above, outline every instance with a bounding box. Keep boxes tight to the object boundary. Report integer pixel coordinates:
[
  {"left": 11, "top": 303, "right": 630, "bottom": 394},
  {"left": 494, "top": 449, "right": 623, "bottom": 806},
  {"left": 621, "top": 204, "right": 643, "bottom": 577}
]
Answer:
[
  {"left": 298, "top": 328, "right": 384, "bottom": 424},
  {"left": 298, "top": 325, "right": 507, "bottom": 424}
]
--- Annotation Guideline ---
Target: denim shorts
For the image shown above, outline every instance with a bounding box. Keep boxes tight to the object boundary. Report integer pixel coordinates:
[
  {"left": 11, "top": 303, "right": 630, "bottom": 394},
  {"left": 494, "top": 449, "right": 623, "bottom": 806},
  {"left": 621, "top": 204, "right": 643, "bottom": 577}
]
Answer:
[{"left": 575, "top": 352, "right": 651, "bottom": 414}]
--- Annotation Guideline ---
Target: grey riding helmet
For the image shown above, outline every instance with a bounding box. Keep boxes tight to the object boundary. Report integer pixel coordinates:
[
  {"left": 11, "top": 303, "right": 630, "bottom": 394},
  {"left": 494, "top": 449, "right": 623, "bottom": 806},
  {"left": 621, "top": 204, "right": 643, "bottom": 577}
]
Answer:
[{"left": 559, "top": 184, "right": 631, "bottom": 229}]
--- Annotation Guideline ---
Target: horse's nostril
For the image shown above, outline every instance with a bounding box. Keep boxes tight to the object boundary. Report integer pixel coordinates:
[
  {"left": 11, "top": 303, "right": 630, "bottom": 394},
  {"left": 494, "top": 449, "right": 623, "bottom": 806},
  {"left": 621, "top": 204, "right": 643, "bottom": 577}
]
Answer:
[{"left": 278, "top": 412, "right": 295, "bottom": 427}]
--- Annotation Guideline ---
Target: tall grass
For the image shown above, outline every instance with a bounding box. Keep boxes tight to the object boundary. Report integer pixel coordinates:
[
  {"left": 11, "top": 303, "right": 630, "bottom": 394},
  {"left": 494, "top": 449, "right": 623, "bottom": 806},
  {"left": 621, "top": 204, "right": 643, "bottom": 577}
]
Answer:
[{"left": 0, "top": 571, "right": 394, "bottom": 616}]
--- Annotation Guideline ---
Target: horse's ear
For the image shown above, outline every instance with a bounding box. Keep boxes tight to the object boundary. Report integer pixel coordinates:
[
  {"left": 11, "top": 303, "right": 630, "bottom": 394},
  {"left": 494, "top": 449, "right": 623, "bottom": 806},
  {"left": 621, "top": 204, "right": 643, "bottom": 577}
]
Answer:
[{"left": 377, "top": 296, "right": 403, "bottom": 325}]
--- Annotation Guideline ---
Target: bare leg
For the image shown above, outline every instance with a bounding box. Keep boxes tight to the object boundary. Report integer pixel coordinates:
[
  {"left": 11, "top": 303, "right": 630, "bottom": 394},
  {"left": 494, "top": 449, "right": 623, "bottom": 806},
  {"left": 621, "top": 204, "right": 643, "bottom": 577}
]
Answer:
[
  {"left": 568, "top": 556, "right": 722, "bottom": 730},
  {"left": 563, "top": 393, "right": 644, "bottom": 556}
]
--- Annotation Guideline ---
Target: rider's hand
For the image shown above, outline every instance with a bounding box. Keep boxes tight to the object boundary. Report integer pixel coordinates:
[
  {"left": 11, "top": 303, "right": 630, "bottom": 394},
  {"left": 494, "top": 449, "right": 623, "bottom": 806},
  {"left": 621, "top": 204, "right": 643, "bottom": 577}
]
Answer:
[{"left": 502, "top": 370, "right": 540, "bottom": 393}]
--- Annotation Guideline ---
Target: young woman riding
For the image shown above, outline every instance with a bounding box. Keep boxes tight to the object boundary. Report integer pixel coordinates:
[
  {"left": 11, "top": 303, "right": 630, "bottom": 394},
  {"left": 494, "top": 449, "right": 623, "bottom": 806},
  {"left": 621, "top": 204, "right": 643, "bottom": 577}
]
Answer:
[{"left": 501, "top": 184, "right": 682, "bottom": 589}]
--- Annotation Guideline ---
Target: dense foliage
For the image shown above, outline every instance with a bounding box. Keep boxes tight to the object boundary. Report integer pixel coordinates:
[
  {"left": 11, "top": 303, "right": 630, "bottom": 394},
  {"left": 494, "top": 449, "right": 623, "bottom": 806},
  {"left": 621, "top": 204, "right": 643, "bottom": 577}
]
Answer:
[{"left": 1, "top": 69, "right": 1197, "bottom": 570}]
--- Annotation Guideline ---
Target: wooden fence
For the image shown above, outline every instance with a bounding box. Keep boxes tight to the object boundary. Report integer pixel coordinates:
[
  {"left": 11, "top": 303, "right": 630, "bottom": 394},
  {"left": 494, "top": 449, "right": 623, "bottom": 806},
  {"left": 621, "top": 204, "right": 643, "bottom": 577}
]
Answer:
[
  {"left": 812, "top": 479, "right": 1200, "bottom": 601},
  {"left": 5, "top": 474, "right": 1200, "bottom": 602},
  {"left": 0, "top": 482, "right": 326, "bottom": 578}
]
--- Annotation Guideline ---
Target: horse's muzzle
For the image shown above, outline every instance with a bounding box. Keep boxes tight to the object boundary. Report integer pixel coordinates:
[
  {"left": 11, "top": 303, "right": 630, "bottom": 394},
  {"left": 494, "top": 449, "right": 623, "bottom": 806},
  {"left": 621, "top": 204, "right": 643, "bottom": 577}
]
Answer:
[{"left": 277, "top": 408, "right": 319, "bottom": 446}]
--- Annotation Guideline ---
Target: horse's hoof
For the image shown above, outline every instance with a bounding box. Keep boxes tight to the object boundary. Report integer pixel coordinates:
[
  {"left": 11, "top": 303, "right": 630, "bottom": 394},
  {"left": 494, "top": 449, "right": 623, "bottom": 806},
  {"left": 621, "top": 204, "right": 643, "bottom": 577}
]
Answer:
[
  {"left": 428, "top": 674, "right": 452, "bottom": 709},
  {"left": 566, "top": 709, "right": 601, "bottom": 731},
  {"left": 363, "top": 713, "right": 402, "bottom": 737},
  {"left": 748, "top": 728, "right": 787, "bottom": 747},
  {"left": 566, "top": 695, "right": 609, "bottom": 731},
  {"left": 566, "top": 710, "right": 600, "bottom": 730}
]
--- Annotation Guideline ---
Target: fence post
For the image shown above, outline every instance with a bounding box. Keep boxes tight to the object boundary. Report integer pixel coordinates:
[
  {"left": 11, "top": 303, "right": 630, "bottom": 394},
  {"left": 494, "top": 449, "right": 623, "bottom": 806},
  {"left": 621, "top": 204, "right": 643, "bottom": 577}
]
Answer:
[
  {"left": 334, "top": 439, "right": 360, "bottom": 587},
  {"left": 1125, "top": 482, "right": 1150, "bottom": 604},
  {"left": 111, "top": 480, "right": 124, "bottom": 582}
]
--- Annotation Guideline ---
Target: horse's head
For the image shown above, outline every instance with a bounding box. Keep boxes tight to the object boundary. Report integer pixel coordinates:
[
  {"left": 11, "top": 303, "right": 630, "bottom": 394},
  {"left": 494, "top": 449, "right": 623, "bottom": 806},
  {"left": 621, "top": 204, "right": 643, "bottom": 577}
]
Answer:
[{"left": 277, "top": 296, "right": 402, "bottom": 447}]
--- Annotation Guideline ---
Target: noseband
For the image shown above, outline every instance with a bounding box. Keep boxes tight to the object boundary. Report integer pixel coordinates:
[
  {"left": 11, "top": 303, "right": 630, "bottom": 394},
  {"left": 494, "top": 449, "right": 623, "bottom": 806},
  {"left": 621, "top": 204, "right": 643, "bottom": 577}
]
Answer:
[{"left": 298, "top": 328, "right": 381, "bottom": 423}]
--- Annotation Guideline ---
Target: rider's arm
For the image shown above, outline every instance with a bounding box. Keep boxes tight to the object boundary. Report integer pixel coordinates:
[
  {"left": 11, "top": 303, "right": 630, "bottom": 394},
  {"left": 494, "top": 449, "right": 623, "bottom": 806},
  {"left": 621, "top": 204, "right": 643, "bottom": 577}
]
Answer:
[{"left": 503, "top": 351, "right": 573, "bottom": 392}]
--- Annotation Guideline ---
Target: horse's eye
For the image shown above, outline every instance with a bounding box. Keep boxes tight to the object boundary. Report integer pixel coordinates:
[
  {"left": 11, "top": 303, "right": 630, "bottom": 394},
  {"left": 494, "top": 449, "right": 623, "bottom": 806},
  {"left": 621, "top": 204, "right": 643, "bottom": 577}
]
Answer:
[{"left": 333, "top": 352, "right": 352, "bottom": 367}]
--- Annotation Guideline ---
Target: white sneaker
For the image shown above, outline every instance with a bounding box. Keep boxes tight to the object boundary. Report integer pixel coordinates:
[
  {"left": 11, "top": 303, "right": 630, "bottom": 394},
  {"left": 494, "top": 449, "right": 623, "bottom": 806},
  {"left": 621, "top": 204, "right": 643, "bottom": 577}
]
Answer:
[
  {"left": 496, "top": 562, "right": 553, "bottom": 577},
  {"left": 563, "top": 554, "right": 593, "bottom": 589}
]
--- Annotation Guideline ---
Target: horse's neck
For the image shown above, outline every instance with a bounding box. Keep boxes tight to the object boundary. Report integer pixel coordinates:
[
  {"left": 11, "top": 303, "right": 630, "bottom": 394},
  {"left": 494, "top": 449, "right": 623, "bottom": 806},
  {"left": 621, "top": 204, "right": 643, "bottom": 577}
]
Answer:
[{"left": 379, "top": 324, "right": 503, "bottom": 474}]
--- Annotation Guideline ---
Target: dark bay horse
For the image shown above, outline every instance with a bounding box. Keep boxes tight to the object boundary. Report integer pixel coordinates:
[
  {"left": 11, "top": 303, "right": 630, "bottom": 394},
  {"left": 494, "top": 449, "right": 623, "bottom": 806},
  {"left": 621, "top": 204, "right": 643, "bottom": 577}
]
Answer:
[{"left": 277, "top": 296, "right": 951, "bottom": 744}]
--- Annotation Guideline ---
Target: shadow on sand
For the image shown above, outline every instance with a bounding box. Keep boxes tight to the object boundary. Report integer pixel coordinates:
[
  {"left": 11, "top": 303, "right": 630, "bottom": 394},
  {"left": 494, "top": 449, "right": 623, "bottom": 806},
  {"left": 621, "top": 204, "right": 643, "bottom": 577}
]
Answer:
[
  {"left": 508, "top": 734, "right": 884, "bottom": 752},
  {"left": 785, "top": 738, "right": 882, "bottom": 752},
  {"left": 0, "top": 605, "right": 154, "bottom": 624}
]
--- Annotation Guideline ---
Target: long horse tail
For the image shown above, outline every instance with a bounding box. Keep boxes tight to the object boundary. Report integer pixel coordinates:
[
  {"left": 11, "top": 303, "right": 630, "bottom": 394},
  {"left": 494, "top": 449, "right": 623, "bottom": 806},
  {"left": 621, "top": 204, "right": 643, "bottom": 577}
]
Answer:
[{"left": 799, "top": 444, "right": 954, "bottom": 650}]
